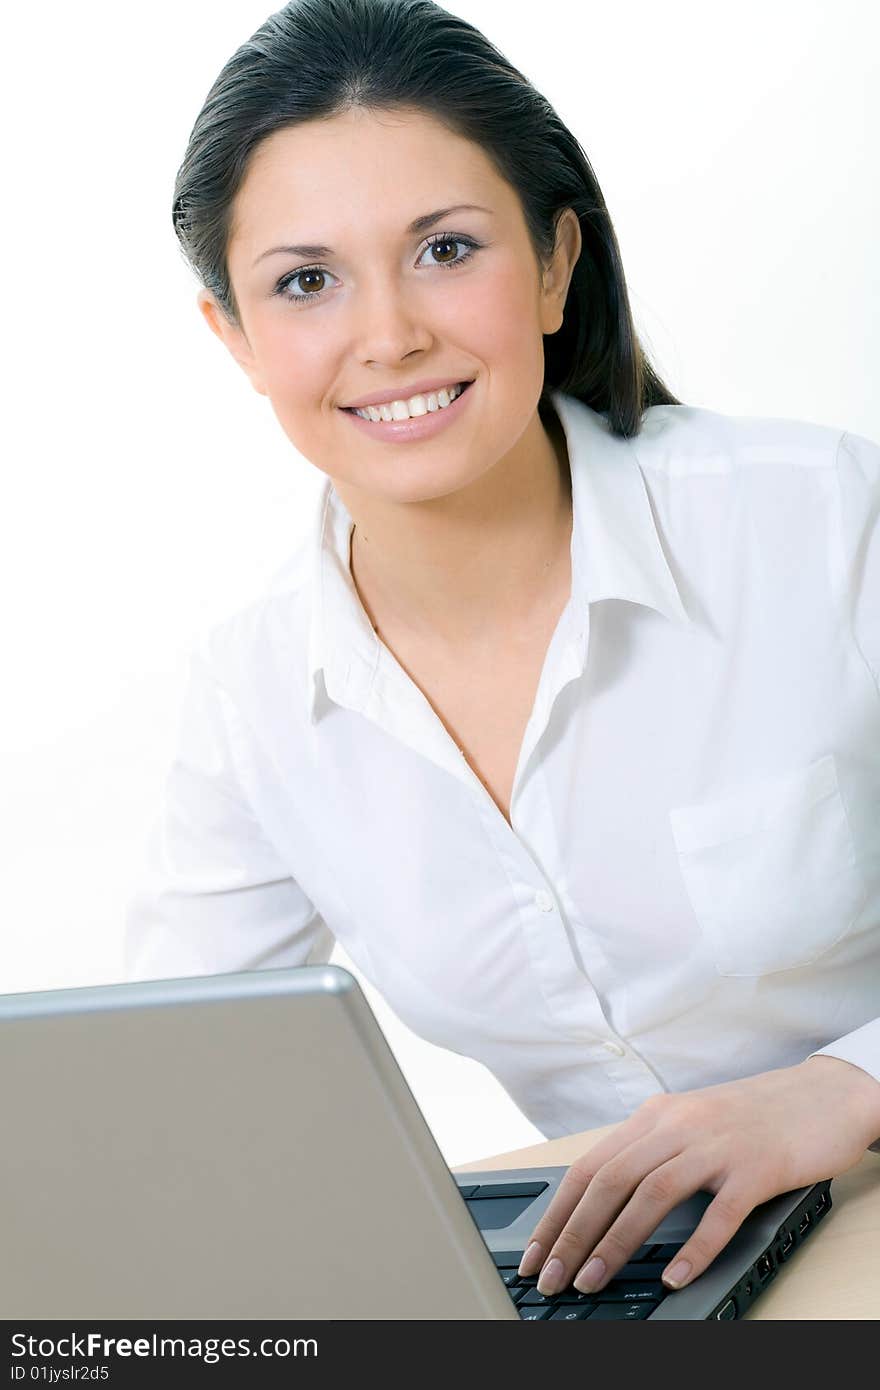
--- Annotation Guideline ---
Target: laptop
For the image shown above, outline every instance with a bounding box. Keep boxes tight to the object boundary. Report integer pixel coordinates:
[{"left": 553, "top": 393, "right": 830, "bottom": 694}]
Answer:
[{"left": 0, "top": 964, "right": 831, "bottom": 1319}]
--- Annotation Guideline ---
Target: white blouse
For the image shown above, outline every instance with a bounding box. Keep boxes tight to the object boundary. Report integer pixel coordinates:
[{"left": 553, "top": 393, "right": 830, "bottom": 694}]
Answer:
[{"left": 124, "top": 391, "right": 880, "bottom": 1142}]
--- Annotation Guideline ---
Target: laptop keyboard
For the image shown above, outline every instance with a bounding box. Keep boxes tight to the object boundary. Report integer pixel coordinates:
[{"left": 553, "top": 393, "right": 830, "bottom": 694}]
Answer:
[
  {"left": 492, "top": 1246, "right": 673, "bottom": 1318},
  {"left": 459, "top": 1181, "right": 672, "bottom": 1320}
]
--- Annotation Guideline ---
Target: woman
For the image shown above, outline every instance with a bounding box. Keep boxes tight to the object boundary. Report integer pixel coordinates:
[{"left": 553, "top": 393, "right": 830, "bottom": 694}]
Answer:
[{"left": 126, "top": 0, "right": 880, "bottom": 1302}]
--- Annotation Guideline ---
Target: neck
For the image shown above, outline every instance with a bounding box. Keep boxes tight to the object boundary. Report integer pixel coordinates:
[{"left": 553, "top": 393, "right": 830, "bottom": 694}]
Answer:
[{"left": 337, "top": 400, "right": 573, "bottom": 650}]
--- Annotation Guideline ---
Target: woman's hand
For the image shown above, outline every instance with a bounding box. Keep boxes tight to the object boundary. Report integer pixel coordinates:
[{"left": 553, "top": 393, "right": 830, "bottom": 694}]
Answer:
[{"left": 518, "top": 1055, "right": 880, "bottom": 1296}]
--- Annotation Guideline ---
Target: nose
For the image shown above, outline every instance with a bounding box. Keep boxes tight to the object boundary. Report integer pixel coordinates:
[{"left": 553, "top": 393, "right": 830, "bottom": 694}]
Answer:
[{"left": 350, "top": 271, "right": 433, "bottom": 366}]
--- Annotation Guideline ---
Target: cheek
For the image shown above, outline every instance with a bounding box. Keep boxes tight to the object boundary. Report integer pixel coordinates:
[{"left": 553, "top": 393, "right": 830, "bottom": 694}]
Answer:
[
  {"left": 256, "top": 317, "right": 333, "bottom": 402},
  {"left": 247, "top": 323, "right": 330, "bottom": 456},
  {"left": 449, "top": 260, "right": 542, "bottom": 367}
]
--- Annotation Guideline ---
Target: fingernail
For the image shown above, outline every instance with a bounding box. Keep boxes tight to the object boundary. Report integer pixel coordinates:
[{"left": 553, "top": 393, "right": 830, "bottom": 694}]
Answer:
[
  {"left": 664, "top": 1258, "right": 692, "bottom": 1288},
  {"left": 518, "top": 1241, "right": 543, "bottom": 1277},
  {"left": 573, "top": 1256, "right": 605, "bottom": 1292},
  {"left": 537, "top": 1256, "right": 564, "bottom": 1295}
]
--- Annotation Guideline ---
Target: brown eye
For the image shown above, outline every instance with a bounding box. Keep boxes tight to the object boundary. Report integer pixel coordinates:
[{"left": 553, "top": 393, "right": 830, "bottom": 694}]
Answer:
[
  {"left": 431, "top": 240, "right": 458, "bottom": 264},
  {"left": 275, "top": 265, "right": 339, "bottom": 306},
  {"left": 298, "top": 269, "right": 326, "bottom": 294},
  {"left": 418, "top": 234, "right": 480, "bottom": 273}
]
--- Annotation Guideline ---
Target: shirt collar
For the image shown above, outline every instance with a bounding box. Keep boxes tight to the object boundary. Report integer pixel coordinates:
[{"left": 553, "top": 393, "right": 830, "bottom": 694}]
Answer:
[
  {"left": 307, "top": 389, "right": 691, "bottom": 724},
  {"left": 552, "top": 390, "right": 691, "bottom": 629}
]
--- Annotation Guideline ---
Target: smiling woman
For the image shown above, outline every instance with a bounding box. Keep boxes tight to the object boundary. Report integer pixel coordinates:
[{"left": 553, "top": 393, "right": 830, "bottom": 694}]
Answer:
[
  {"left": 128, "top": 0, "right": 880, "bottom": 1315},
  {"left": 194, "top": 102, "right": 590, "bottom": 527}
]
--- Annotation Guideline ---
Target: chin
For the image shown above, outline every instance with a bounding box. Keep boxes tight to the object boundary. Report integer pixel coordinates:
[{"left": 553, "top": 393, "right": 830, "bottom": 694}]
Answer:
[{"left": 361, "top": 461, "right": 491, "bottom": 506}]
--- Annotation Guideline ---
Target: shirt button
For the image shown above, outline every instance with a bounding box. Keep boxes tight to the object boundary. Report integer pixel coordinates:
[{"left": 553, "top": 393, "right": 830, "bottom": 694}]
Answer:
[
  {"left": 534, "top": 889, "right": 554, "bottom": 913},
  {"left": 602, "top": 1040, "right": 626, "bottom": 1057}
]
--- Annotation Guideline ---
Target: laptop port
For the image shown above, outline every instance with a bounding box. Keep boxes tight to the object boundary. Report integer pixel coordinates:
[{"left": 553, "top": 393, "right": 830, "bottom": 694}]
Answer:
[
  {"left": 798, "top": 1211, "right": 812, "bottom": 1235},
  {"left": 756, "top": 1253, "right": 773, "bottom": 1282},
  {"left": 715, "top": 1298, "right": 737, "bottom": 1319},
  {"left": 779, "top": 1231, "right": 794, "bottom": 1260},
  {"left": 814, "top": 1192, "right": 830, "bottom": 1216}
]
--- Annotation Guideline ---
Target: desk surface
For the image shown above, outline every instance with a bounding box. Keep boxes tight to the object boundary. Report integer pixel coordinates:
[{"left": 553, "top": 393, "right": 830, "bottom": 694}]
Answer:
[{"left": 453, "top": 1125, "right": 880, "bottom": 1319}]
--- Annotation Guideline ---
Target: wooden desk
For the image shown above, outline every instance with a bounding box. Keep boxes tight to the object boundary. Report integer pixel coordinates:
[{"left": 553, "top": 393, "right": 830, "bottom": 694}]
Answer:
[{"left": 453, "top": 1124, "right": 880, "bottom": 1319}]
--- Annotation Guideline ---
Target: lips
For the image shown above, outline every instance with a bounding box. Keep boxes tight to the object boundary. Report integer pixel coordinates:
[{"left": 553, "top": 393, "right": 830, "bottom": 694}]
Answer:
[{"left": 340, "top": 374, "right": 475, "bottom": 441}]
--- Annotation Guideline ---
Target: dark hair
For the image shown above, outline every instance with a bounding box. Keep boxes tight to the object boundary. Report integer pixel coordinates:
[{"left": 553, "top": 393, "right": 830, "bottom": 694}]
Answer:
[{"left": 172, "top": 0, "right": 681, "bottom": 437}]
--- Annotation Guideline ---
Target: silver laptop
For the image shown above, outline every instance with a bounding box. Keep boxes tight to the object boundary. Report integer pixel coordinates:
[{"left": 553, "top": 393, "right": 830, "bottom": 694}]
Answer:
[{"left": 0, "top": 965, "right": 831, "bottom": 1319}]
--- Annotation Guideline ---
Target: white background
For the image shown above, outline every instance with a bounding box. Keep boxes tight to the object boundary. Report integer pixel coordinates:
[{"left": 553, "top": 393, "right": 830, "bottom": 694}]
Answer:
[{"left": 2, "top": 1, "right": 878, "bottom": 1167}]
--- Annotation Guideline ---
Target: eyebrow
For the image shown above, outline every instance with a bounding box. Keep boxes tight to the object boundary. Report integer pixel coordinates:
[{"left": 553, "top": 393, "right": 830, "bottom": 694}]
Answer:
[{"left": 251, "top": 204, "right": 493, "bottom": 267}]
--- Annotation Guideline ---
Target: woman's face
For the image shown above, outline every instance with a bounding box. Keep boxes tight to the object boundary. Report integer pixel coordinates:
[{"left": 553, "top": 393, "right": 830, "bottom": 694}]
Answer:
[{"left": 200, "top": 105, "right": 581, "bottom": 505}]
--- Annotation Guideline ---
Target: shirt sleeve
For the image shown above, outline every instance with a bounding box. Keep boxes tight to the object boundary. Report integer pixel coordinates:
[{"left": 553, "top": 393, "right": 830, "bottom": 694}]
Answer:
[
  {"left": 806, "top": 1025, "right": 880, "bottom": 1153},
  {"left": 805, "top": 428, "right": 880, "bottom": 1151},
  {"left": 123, "top": 638, "right": 335, "bottom": 983}
]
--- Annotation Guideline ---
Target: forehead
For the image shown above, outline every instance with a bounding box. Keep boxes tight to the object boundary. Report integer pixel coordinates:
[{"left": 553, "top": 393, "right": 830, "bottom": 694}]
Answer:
[{"left": 228, "top": 106, "right": 510, "bottom": 258}]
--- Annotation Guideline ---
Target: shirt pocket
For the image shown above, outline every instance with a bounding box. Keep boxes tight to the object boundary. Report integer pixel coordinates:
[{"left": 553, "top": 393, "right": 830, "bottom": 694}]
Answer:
[{"left": 668, "top": 753, "right": 868, "bottom": 977}]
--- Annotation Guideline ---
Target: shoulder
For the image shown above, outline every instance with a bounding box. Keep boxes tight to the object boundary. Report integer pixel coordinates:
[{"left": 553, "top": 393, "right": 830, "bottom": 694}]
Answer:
[
  {"left": 631, "top": 403, "right": 847, "bottom": 478},
  {"left": 634, "top": 405, "right": 880, "bottom": 674},
  {"left": 630, "top": 405, "right": 874, "bottom": 574},
  {"left": 632, "top": 403, "right": 880, "bottom": 540}
]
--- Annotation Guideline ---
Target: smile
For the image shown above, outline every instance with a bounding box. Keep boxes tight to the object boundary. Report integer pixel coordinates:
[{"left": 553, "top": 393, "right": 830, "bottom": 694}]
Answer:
[{"left": 339, "top": 379, "right": 475, "bottom": 443}]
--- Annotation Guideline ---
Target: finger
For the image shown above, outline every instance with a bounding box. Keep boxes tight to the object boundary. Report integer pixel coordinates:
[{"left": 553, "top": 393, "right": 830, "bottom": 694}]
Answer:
[
  {"left": 566, "top": 1152, "right": 711, "bottom": 1294},
  {"left": 530, "top": 1133, "right": 685, "bottom": 1294},
  {"left": 655, "top": 1182, "right": 754, "bottom": 1290},
  {"left": 517, "top": 1116, "right": 658, "bottom": 1277}
]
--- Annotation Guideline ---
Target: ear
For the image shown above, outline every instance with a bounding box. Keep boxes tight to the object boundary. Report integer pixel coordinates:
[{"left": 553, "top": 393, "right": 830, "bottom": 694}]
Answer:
[
  {"left": 196, "top": 289, "right": 268, "bottom": 397},
  {"left": 539, "top": 208, "right": 583, "bottom": 336}
]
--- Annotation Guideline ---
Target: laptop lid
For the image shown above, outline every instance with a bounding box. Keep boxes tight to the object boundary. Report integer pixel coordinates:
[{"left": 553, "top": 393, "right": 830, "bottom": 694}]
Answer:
[{"left": 0, "top": 965, "right": 517, "bottom": 1319}]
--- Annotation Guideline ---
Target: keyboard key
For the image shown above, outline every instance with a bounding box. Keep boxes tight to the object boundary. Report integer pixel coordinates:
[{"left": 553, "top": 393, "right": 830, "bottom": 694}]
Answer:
[
  {"left": 555, "top": 1288, "right": 601, "bottom": 1306},
  {"left": 595, "top": 1281, "right": 666, "bottom": 1303},
  {"left": 518, "top": 1288, "right": 558, "bottom": 1306},
  {"left": 498, "top": 1269, "right": 520, "bottom": 1287},
  {"left": 651, "top": 1244, "right": 681, "bottom": 1264},
  {"left": 589, "top": 1300, "right": 659, "bottom": 1319},
  {"left": 612, "top": 1261, "right": 666, "bottom": 1281},
  {"left": 549, "top": 1305, "right": 597, "bottom": 1320},
  {"left": 519, "top": 1305, "right": 554, "bottom": 1319}
]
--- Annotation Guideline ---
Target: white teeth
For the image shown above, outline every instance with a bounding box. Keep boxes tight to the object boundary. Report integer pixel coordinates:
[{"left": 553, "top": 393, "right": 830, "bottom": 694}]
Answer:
[{"left": 353, "top": 381, "right": 465, "bottom": 421}]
